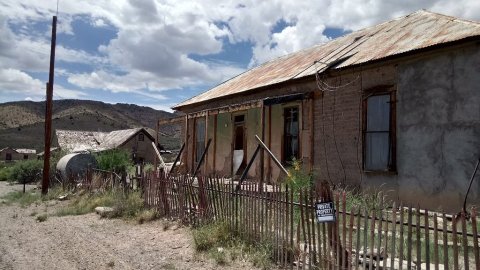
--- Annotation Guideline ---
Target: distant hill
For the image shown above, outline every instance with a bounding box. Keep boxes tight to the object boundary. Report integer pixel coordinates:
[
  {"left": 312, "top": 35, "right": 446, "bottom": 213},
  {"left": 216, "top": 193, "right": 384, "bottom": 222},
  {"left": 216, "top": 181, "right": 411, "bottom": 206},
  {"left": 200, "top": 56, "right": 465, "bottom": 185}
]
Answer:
[{"left": 0, "top": 100, "right": 182, "bottom": 151}]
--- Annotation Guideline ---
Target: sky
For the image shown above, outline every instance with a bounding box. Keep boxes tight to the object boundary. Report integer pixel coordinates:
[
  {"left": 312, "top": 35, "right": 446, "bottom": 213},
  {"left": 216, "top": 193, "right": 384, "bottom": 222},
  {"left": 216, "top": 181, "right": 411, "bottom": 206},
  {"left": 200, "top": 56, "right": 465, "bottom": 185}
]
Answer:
[{"left": 1, "top": 1, "right": 480, "bottom": 112}]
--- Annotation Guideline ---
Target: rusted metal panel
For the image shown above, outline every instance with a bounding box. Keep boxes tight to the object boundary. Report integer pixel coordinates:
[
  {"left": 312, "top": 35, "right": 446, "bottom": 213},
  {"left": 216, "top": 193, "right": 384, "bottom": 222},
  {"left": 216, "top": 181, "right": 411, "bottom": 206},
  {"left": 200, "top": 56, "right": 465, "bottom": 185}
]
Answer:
[{"left": 174, "top": 10, "right": 480, "bottom": 110}]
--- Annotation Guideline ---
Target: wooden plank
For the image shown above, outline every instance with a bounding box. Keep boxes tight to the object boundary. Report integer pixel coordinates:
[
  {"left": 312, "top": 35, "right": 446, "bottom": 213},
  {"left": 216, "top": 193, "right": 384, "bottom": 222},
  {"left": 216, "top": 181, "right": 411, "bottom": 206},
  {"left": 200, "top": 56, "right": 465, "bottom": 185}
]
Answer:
[
  {"left": 461, "top": 212, "right": 469, "bottom": 270},
  {"left": 398, "top": 205, "right": 405, "bottom": 267},
  {"left": 416, "top": 207, "right": 421, "bottom": 268},
  {"left": 376, "top": 195, "right": 383, "bottom": 268},
  {"left": 288, "top": 186, "right": 294, "bottom": 270},
  {"left": 355, "top": 208, "right": 361, "bottom": 270},
  {"left": 443, "top": 213, "right": 449, "bottom": 270},
  {"left": 434, "top": 213, "right": 439, "bottom": 270},
  {"left": 390, "top": 203, "right": 398, "bottom": 270},
  {"left": 310, "top": 187, "right": 317, "bottom": 266},
  {"left": 382, "top": 204, "right": 389, "bottom": 270},
  {"left": 368, "top": 210, "right": 375, "bottom": 270},
  {"left": 304, "top": 189, "right": 312, "bottom": 269},
  {"left": 472, "top": 209, "right": 479, "bottom": 270},
  {"left": 362, "top": 209, "right": 368, "bottom": 270},
  {"left": 453, "top": 216, "right": 459, "bottom": 270},
  {"left": 406, "top": 206, "right": 413, "bottom": 269},
  {"left": 342, "top": 192, "right": 347, "bottom": 269},
  {"left": 348, "top": 206, "right": 355, "bottom": 270},
  {"left": 425, "top": 209, "right": 430, "bottom": 270},
  {"left": 336, "top": 192, "right": 341, "bottom": 269}
]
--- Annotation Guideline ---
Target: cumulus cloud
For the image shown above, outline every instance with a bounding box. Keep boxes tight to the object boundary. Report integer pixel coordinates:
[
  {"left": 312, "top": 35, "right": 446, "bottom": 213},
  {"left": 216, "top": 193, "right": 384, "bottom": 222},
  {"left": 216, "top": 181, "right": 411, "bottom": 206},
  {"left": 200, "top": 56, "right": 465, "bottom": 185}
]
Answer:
[
  {"left": 0, "top": 68, "right": 85, "bottom": 100},
  {"left": 1, "top": 0, "right": 480, "bottom": 106}
]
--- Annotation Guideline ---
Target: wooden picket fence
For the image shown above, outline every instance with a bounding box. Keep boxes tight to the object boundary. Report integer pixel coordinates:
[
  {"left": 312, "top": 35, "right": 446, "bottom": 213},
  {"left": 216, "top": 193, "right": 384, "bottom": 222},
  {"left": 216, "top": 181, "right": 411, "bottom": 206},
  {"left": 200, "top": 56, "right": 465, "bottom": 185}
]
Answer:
[{"left": 142, "top": 173, "right": 480, "bottom": 269}]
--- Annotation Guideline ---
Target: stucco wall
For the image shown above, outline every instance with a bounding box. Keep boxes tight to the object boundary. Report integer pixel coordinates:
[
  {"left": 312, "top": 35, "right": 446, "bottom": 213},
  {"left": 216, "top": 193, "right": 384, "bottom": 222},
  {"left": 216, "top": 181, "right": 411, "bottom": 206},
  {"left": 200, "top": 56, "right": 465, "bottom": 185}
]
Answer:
[{"left": 394, "top": 44, "right": 480, "bottom": 211}]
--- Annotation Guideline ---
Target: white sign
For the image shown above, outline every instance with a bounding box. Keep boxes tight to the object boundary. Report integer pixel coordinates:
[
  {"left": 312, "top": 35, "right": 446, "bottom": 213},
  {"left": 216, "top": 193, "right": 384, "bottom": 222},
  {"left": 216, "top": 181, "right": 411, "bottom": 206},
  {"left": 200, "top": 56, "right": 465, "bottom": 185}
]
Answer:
[{"left": 315, "top": 201, "right": 336, "bottom": 223}]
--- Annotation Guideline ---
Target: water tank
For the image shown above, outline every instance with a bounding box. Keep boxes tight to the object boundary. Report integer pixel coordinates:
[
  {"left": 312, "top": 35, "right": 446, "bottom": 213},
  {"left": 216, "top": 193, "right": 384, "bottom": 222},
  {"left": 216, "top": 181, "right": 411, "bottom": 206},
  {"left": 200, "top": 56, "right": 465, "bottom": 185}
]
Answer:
[{"left": 56, "top": 153, "right": 97, "bottom": 181}]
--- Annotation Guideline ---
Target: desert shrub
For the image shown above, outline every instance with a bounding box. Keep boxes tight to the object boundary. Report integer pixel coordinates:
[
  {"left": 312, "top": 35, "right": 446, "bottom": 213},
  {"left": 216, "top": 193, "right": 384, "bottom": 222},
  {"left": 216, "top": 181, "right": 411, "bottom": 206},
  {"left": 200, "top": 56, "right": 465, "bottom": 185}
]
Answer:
[
  {"left": 10, "top": 159, "right": 43, "bottom": 184},
  {"left": 0, "top": 165, "right": 13, "bottom": 181},
  {"left": 192, "top": 221, "right": 273, "bottom": 268},
  {"left": 56, "top": 189, "right": 144, "bottom": 218},
  {"left": 1, "top": 190, "right": 41, "bottom": 207},
  {"left": 95, "top": 149, "right": 133, "bottom": 173}
]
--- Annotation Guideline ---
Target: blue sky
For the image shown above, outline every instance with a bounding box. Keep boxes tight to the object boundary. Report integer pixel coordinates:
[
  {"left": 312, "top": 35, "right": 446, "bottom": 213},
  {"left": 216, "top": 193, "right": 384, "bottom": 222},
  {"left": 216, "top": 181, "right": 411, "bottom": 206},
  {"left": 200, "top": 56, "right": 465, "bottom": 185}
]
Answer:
[{"left": 1, "top": 0, "right": 479, "bottom": 112}]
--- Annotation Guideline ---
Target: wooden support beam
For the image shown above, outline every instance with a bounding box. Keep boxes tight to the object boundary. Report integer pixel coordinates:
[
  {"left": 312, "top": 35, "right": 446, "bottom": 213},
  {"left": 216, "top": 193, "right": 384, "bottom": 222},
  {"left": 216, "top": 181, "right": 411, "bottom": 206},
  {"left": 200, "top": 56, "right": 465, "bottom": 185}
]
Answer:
[
  {"left": 169, "top": 143, "right": 185, "bottom": 176},
  {"left": 260, "top": 104, "right": 265, "bottom": 188},
  {"left": 193, "top": 138, "right": 212, "bottom": 176},
  {"left": 236, "top": 144, "right": 261, "bottom": 192},
  {"left": 151, "top": 142, "right": 166, "bottom": 168},
  {"left": 255, "top": 135, "right": 289, "bottom": 176},
  {"left": 184, "top": 115, "right": 189, "bottom": 173},
  {"left": 309, "top": 97, "right": 315, "bottom": 172},
  {"left": 213, "top": 114, "right": 217, "bottom": 172},
  {"left": 204, "top": 113, "right": 209, "bottom": 175}
]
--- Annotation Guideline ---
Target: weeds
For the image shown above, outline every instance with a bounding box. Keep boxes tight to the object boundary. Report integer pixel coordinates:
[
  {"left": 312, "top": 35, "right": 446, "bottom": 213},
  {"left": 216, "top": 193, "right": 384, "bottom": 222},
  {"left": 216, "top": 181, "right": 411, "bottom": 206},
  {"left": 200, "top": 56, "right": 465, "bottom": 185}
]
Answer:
[
  {"left": 56, "top": 189, "right": 145, "bottom": 220},
  {"left": 192, "top": 221, "right": 273, "bottom": 269},
  {"left": 1, "top": 190, "right": 41, "bottom": 207},
  {"left": 136, "top": 209, "right": 159, "bottom": 224},
  {"left": 36, "top": 213, "right": 48, "bottom": 222}
]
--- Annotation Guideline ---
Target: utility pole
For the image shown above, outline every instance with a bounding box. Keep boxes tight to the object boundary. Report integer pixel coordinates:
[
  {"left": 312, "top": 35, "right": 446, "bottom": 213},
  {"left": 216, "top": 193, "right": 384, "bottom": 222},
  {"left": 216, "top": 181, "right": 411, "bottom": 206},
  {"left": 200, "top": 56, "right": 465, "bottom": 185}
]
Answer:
[{"left": 42, "top": 16, "right": 57, "bottom": 195}]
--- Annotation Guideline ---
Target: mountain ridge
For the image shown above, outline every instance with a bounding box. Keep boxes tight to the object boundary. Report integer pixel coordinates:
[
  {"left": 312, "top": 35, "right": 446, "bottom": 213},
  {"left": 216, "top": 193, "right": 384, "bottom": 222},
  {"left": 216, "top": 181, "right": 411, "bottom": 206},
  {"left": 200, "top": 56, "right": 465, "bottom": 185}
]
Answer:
[{"left": 0, "top": 99, "right": 181, "bottom": 151}]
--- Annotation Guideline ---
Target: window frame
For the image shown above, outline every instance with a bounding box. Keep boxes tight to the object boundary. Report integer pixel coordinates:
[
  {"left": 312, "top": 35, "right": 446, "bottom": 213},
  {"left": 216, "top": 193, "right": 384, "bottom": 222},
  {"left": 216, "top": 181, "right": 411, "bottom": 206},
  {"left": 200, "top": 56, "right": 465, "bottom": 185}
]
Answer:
[
  {"left": 138, "top": 133, "right": 145, "bottom": 141},
  {"left": 362, "top": 86, "right": 396, "bottom": 173},
  {"left": 282, "top": 105, "right": 301, "bottom": 165}
]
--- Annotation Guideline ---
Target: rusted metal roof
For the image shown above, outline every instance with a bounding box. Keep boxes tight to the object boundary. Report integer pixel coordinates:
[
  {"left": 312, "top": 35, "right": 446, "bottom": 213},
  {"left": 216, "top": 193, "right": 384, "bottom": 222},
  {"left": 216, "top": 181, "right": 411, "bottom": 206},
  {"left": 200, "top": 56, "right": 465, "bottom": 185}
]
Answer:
[
  {"left": 56, "top": 128, "right": 152, "bottom": 153},
  {"left": 174, "top": 10, "right": 480, "bottom": 109}
]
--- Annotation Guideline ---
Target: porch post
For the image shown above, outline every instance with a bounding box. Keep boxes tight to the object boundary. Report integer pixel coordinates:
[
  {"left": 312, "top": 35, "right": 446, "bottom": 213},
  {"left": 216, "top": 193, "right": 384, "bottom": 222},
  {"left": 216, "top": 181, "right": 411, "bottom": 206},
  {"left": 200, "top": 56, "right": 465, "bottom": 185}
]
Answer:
[
  {"left": 184, "top": 115, "right": 189, "bottom": 173},
  {"left": 213, "top": 113, "right": 217, "bottom": 173},
  {"left": 309, "top": 97, "right": 315, "bottom": 172},
  {"left": 204, "top": 112, "right": 209, "bottom": 175},
  {"left": 260, "top": 103, "right": 265, "bottom": 189}
]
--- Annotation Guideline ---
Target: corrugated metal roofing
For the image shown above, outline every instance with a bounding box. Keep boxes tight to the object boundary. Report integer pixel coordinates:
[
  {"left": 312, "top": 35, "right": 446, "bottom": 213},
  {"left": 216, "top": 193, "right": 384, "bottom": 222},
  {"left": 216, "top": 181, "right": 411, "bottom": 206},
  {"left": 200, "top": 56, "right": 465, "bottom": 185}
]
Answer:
[
  {"left": 56, "top": 128, "right": 148, "bottom": 153},
  {"left": 15, "top": 149, "right": 36, "bottom": 154},
  {"left": 174, "top": 10, "right": 480, "bottom": 109}
]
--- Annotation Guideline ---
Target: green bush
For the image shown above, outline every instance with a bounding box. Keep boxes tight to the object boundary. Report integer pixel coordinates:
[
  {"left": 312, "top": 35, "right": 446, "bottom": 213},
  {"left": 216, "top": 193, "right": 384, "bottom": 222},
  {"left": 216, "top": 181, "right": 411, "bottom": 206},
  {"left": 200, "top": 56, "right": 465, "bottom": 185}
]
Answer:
[
  {"left": 0, "top": 165, "right": 13, "bottom": 181},
  {"left": 96, "top": 149, "right": 132, "bottom": 173},
  {"left": 10, "top": 160, "right": 43, "bottom": 184}
]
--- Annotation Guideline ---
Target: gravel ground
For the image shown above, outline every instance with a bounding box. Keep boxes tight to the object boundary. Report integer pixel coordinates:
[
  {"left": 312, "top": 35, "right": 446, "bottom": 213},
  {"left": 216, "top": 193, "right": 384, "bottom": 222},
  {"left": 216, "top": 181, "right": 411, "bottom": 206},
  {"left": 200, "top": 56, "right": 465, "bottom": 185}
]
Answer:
[{"left": 0, "top": 182, "right": 263, "bottom": 270}]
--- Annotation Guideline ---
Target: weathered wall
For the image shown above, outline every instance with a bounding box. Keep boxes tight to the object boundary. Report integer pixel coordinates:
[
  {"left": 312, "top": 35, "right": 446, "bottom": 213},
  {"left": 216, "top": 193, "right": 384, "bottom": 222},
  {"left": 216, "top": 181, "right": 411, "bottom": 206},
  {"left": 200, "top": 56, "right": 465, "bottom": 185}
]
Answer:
[
  {"left": 179, "top": 42, "right": 480, "bottom": 212},
  {"left": 119, "top": 131, "right": 156, "bottom": 164},
  {"left": 395, "top": 44, "right": 480, "bottom": 211},
  {"left": 213, "top": 113, "right": 232, "bottom": 176},
  {"left": 0, "top": 148, "right": 35, "bottom": 161}
]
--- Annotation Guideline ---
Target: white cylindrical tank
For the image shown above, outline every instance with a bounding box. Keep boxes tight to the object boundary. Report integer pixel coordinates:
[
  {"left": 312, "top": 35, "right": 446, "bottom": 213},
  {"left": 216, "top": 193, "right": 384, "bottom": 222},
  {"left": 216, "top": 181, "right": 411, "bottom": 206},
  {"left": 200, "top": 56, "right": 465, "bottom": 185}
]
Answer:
[{"left": 56, "top": 153, "right": 97, "bottom": 181}]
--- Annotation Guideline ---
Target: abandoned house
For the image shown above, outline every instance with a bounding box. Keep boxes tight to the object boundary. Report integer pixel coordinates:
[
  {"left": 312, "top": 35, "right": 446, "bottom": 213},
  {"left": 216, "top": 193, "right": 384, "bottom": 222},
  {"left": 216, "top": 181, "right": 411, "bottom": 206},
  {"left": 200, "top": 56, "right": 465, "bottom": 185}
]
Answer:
[
  {"left": 55, "top": 128, "right": 159, "bottom": 164},
  {"left": 0, "top": 147, "right": 36, "bottom": 162},
  {"left": 172, "top": 10, "right": 480, "bottom": 212}
]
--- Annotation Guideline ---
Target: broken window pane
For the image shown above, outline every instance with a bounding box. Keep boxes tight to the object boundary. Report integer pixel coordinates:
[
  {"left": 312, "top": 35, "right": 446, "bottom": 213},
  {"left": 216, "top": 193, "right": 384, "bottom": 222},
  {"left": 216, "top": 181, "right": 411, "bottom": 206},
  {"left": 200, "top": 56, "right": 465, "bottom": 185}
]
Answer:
[
  {"left": 365, "top": 94, "right": 391, "bottom": 171},
  {"left": 284, "top": 107, "right": 300, "bottom": 163}
]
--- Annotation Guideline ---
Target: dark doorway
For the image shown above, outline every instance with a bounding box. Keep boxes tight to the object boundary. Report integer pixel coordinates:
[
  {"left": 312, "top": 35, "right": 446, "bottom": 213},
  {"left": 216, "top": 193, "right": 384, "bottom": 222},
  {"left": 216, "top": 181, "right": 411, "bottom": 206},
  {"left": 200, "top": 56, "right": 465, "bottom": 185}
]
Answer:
[{"left": 233, "top": 115, "right": 246, "bottom": 175}]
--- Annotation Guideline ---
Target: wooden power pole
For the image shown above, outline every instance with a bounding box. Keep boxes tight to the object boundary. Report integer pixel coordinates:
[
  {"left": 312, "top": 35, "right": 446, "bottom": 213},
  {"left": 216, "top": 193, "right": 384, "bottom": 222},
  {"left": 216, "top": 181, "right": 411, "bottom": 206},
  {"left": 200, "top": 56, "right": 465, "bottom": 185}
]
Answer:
[{"left": 42, "top": 16, "right": 57, "bottom": 195}]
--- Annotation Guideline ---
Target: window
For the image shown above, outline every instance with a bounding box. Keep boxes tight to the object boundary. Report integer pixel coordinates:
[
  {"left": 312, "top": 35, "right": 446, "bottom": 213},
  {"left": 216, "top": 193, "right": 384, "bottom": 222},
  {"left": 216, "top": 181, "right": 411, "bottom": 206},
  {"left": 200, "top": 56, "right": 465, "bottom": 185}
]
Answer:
[
  {"left": 195, "top": 118, "right": 206, "bottom": 162},
  {"left": 138, "top": 133, "right": 144, "bottom": 141},
  {"left": 5, "top": 153, "right": 11, "bottom": 161},
  {"left": 363, "top": 93, "right": 395, "bottom": 171},
  {"left": 23, "top": 154, "right": 28, "bottom": 160},
  {"left": 283, "top": 107, "right": 300, "bottom": 164}
]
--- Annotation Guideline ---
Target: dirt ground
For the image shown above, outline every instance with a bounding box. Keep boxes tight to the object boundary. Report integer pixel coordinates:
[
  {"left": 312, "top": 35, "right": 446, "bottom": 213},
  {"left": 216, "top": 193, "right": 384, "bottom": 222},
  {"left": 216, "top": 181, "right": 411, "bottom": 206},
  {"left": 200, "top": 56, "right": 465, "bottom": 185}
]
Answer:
[{"left": 0, "top": 182, "right": 261, "bottom": 270}]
